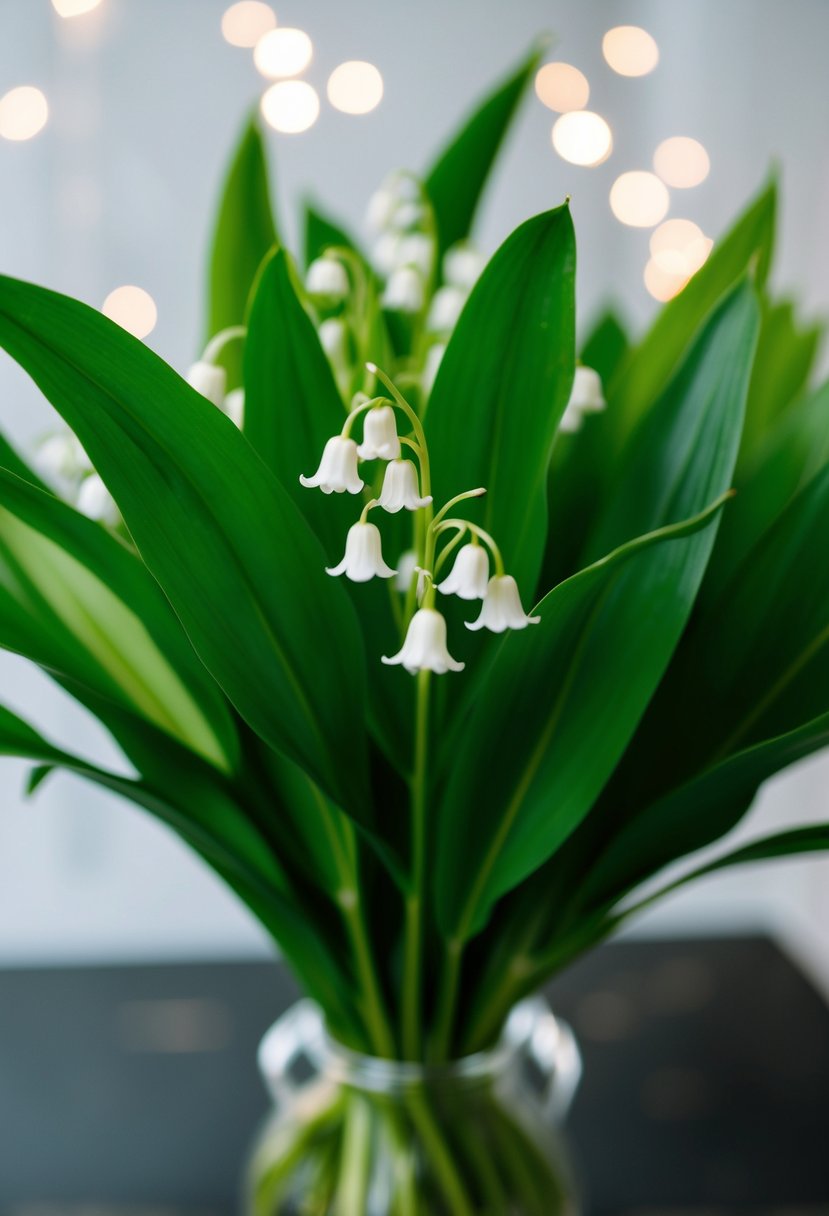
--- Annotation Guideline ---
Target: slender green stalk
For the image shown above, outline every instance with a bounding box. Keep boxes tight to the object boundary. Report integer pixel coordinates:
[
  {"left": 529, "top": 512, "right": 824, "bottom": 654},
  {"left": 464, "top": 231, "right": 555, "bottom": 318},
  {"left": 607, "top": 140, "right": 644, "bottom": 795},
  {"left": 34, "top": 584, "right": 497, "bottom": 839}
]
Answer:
[
  {"left": 402, "top": 667, "right": 431, "bottom": 1058},
  {"left": 335, "top": 1093, "right": 373, "bottom": 1214},
  {"left": 405, "top": 1089, "right": 476, "bottom": 1216}
]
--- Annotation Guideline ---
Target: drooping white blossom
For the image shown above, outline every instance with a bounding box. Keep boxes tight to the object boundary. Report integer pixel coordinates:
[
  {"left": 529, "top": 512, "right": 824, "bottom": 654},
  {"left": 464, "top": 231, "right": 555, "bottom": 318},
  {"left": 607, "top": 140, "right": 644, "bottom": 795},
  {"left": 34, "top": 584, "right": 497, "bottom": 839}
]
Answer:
[
  {"left": 395, "top": 548, "right": 418, "bottom": 592},
  {"left": 437, "top": 543, "right": 490, "bottom": 601},
  {"left": 427, "top": 285, "right": 466, "bottom": 334},
  {"left": 306, "top": 256, "right": 349, "bottom": 302},
  {"left": 397, "top": 233, "right": 433, "bottom": 277},
  {"left": 186, "top": 360, "right": 227, "bottom": 408},
  {"left": 326, "top": 522, "right": 396, "bottom": 583},
  {"left": 559, "top": 366, "right": 606, "bottom": 434},
  {"left": 382, "top": 267, "right": 425, "bottom": 313},
  {"left": 443, "top": 243, "right": 486, "bottom": 291},
  {"left": 77, "top": 474, "right": 119, "bottom": 526},
  {"left": 358, "top": 405, "right": 401, "bottom": 461},
  {"left": 223, "top": 388, "right": 245, "bottom": 429},
  {"left": 466, "top": 575, "right": 541, "bottom": 633},
  {"left": 318, "top": 317, "right": 351, "bottom": 380},
  {"left": 300, "top": 436, "right": 364, "bottom": 495},
  {"left": 378, "top": 459, "right": 432, "bottom": 513},
  {"left": 382, "top": 608, "right": 464, "bottom": 674},
  {"left": 423, "top": 343, "right": 446, "bottom": 395}
]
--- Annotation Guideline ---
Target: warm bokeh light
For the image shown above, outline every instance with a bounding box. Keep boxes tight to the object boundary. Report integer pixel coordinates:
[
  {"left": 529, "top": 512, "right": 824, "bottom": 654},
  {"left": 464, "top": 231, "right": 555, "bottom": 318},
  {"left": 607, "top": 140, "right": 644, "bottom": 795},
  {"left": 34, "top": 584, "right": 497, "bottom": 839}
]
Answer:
[
  {"left": 651, "top": 219, "right": 713, "bottom": 274},
  {"left": 0, "top": 87, "right": 49, "bottom": 141},
  {"left": 260, "top": 81, "right": 320, "bottom": 133},
  {"left": 602, "top": 26, "right": 659, "bottom": 76},
  {"left": 551, "top": 111, "right": 612, "bottom": 167},
  {"left": 534, "top": 62, "right": 589, "bottom": 113},
  {"left": 254, "top": 28, "right": 313, "bottom": 78},
  {"left": 653, "top": 136, "right": 710, "bottom": 188},
  {"left": 327, "top": 61, "right": 384, "bottom": 115},
  {"left": 51, "top": 0, "right": 104, "bottom": 15},
  {"left": 644, "top": 258, "right": 688, "bottom": 302},
  {"left": 221, "top": 1, "right": 275, "bottom": 48},
  {"left": 102, "top": 286, "right": 157, "bottom": 339},
  {"left": 610, "top": 171, "right": 669, "bottom": 227}
]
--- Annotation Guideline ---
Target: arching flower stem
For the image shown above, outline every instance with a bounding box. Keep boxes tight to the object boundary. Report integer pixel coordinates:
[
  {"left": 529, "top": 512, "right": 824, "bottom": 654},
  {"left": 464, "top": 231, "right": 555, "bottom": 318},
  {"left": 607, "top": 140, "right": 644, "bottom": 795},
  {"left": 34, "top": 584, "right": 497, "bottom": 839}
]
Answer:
[
  {"left": 434, "top": 518, "right": 505, "bottom": 576},
  {"left": 201, "top": 324, "right": 247, "bottom": 364}
]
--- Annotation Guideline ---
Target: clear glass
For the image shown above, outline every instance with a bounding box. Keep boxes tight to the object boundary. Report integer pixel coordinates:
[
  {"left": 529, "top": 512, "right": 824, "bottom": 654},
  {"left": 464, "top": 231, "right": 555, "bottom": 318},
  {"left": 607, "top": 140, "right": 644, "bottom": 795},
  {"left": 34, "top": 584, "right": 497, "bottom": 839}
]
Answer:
[{"left": 246, "top": 997, "right": 582, "bottom": 1215}]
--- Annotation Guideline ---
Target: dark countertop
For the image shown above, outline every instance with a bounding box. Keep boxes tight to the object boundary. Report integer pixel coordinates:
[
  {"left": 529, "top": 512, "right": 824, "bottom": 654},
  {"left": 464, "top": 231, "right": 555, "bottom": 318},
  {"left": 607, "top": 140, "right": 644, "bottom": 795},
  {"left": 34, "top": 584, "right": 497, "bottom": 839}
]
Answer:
[{"left": 0, "top": 936, "right": 827, "bottom": 1214}]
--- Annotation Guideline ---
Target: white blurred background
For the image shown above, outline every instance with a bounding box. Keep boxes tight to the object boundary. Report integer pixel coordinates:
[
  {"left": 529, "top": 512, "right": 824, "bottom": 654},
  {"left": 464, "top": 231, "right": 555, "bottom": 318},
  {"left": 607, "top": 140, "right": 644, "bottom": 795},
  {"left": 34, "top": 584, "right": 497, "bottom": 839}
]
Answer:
[{"left": 0, "top": 0, "right": 827, "bottom": 983}]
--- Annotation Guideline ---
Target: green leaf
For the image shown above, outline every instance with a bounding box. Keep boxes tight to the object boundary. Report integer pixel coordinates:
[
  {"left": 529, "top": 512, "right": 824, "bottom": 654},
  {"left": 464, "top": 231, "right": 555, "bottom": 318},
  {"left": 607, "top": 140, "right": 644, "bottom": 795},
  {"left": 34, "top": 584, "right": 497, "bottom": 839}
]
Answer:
[
  {"left": 426, "top": 204, "right": 576, "bottom": 596},
  {"left": 0, "top": 273, "right": 372, "bottom": 822},
  {"left": 579, "top": 306, "right": 630, "bottom": 384},
  {"left": 303, "top": 198, "right": 359, "bottom": 269},
  {"left": 436, "top": 282, "right": 758, "bottom": 940},
  {"left": 435, "top": 495, "right": 734, "bottom": 940},
  {"left": 0, "top": 467, "right": 237, "bottom": 769},
  {"left": 206, "top": 117, "right": 277, "bottom": 387},
  {"left": 425, "top": 42, "right": 544, "bottom": 260},
  {"left": 0, "top": 428, "right": 49, "bottom": 491},
  {"left": 577, "top": 709, "right": 829, "bottom": 917}
]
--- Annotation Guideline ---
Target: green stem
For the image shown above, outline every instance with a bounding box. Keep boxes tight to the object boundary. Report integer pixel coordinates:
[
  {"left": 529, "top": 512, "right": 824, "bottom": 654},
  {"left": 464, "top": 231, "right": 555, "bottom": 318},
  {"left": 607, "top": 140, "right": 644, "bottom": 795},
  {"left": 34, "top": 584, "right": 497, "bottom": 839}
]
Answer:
[
  {"left": 402, "top": 667, "right": 431, "bottom": 1058},
  {"left": 335, "top": 1093, "right": 372, "bottom": 1214},
  {"left": 430, "top": 938, "right": 463, "bottom": 1060},
  {"left": 405, "top": 1089, "right": 476, "bottom": 1216}
]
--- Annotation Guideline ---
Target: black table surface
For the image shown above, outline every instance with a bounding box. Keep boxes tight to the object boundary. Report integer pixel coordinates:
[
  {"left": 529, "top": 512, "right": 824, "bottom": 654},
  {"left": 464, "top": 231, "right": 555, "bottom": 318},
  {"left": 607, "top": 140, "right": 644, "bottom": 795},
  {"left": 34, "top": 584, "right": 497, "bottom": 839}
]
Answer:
[{"left": 1, "top": 936, "right": 827, "bottom": 1214}]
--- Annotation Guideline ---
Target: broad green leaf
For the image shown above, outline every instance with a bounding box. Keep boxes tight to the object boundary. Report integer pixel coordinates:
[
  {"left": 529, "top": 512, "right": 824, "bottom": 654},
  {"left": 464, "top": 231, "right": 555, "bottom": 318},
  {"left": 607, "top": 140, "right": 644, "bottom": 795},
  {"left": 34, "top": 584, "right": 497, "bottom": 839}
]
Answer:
[
  {"left": 0, "top": 701, "right": 359, "bottom": 1033},
  {"left": 0, "top": 467, "right": 237, "bottom": 769},
  {"left": 0, "top": 428, "right": 49, "bottom": 490},
  {"left": 576, "top": 709, "right": 829, "bottom": 917},
  {"left": 206, "top": 117, "right": 277, "bottom": 387},
  {"left": 579, "top": 306, "right": 630, "bottom": 384},
  {"left": 586, "top": 281, "right": 759, "bottom": 559},
  {"left": 303, "top": 198, "right": 359, "bottom": 269},
  {"left": 436, "top": 283, "right": 758, "bottom": 940},
  {"left": 425, "top": 42, "right": 544, "bottom": 261},
  {"left": 0, "top": 274, "right": 372, "bottom": 822},
  {"left": 704, "top": 378, "right": 829, "bottom": 603},
  {"left": 739, "top": 297, "right": 821, "bottom": 465},
  {"left": 427, "top": 204, "right": 576, "bottom": 597},
  {"left": 435, "top": 496, "right": 733, "bottom": 940}
]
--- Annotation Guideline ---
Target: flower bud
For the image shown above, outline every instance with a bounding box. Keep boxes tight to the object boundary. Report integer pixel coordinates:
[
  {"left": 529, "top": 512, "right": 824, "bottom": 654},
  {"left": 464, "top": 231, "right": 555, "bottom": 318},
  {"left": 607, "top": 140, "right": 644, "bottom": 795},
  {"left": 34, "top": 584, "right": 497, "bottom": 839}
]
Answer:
[
  {"left": 306, "top": 256, "right": 349, "bottom": 303},
  {"left": 382, "top": 267, "right": 425, "bottom": 313}
]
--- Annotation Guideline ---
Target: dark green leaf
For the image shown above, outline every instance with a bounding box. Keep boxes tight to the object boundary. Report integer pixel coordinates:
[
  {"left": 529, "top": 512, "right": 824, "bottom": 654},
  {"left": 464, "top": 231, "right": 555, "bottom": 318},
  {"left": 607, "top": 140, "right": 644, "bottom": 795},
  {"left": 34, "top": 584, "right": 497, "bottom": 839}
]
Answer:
[
  {"left": 303, "top": 198, "right": 359, "bottom": 269},
  {"left": 427, "top": 204, "right": 576, "bottom": 596},
  {"left": 579, "top": 307, "right": 630, "bottom": 384},
  {"left": 206, "top": 117, "right": 277, "bottom": 387},
  {"left": 425, "top": 42, "right": 544, "bottom": 260},
  {"left": 0, "top": 274, "right": 372, "bottom": 822}
]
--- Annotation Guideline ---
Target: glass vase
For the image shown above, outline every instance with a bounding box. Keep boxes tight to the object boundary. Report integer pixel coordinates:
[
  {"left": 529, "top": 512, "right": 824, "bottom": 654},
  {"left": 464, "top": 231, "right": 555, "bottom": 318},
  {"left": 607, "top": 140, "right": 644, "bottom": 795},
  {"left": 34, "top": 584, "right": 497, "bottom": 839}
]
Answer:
[{"left": 246, "top": 997, "right": 582, "bottom": 1215}]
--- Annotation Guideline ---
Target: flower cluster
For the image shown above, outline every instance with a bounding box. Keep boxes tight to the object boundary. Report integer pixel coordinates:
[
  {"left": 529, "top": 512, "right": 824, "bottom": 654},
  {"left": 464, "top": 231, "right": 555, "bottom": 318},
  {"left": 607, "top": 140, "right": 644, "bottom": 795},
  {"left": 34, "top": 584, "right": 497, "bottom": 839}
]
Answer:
[{"left": 300, "top": 362, "right": 540, "bottom": 675}]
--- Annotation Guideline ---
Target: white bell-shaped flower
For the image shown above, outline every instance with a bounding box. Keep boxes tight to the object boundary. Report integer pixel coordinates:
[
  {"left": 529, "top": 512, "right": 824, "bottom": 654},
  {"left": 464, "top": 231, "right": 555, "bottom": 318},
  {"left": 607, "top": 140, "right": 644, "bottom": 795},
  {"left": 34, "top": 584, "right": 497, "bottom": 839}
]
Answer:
[
  {"left": 437, "top": 543, "right": 490, "bottom": 601},
  {"left": 318, "top": 317, "right": 350, "bottom": 370},
  {"left": 186, "top": 360, "right": 227, "bottom": 408},
  {"left": 378, "top": 459, "right": 432, "bottom": 513},
  {"left": 395, "top": 548, "right": 418, "bottom": 592},
  {"left": 306, "top": 256, "right": 349, "bottom": 302},
  {"left": 222, "top": 388, "right": 245, "bottom": 429},
  {"left": 372, "top": 233, "right": 401, "bottom": 276},
  {"left": 326, "top": 522, "right": 396, "bottom": 583},
  {"left": 382, "top": 267, "right": 425, "bottom": 313},
  {"left": 35, "top": 431, "right": 91, "bottom": 483},
  {"left": 366, "top": 187, "right": 396, "bottom": 233},
  {"left": 466, "top": 575, "right": 541, "bottom": 633},
  {"left": 443, "top": 244, "right": 486, "bottom": 291},
  {"left": 77, "top": 474, "right": 119, "bottom": 525},
  {"left": 358, "top": 405, "right": 400, "bottom": 461},
  {"left": 300, "top": 436, "right": 364, "bottom": 495},
  {"left": 393, "top": 202, "right": 426, "bottom": 232},
  {"left": 559, "top": 365, "right": 606, "bottom": 434},
  {"left": 427, "top": 285, "right": 465, "bottom": 334},
  {"left": 382, "top": 608, "right": 464, "bottom": 674},
  {"left": 397, "top": 233, "right": 433, "bottom": 276}
]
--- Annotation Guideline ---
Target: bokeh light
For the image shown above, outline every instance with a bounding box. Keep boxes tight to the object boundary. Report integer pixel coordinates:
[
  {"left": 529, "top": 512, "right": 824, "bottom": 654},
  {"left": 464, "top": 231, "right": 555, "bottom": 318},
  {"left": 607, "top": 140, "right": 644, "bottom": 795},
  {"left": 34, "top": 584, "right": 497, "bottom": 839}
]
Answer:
[
  {"left": 254, "top": 28, "right": 313, "bottom": 78},
  {"left": 534, "top": 62, "right": 589, "bottom": 113},
  {"left": 653, "top": 136, "right": 710, "bottom": 188},
  {"left": 102, "top": 286, "right": 157, "bottom": 339},
  {"left": 602, "top": 26, "right": 659, "bottom": 77},
  {"left": 650, "top": 219, "right": 713, "bottom": 274},
  {"left": 610, "top": 171, "right": 669, "bottom": 226},
  {"left": 327, "top": 61, "right": 384, "bottom": 115},
  {"left": 51, "top": 0, "right": 104, "bottom": 14},
  {"left": 221, "top": 2, "right": 275, "bottom": 48},
  {"left": 0, "top": 87, "right": 48, "bottom": 141},
  {"left": 551, "top": 111, "right": 612, "bottom": 167},
  {"left": 644, "top": 258, "right": 688, "bottom": 302},
  {"left": 261, "top": 81, "right": 320, "bottom": 133}
]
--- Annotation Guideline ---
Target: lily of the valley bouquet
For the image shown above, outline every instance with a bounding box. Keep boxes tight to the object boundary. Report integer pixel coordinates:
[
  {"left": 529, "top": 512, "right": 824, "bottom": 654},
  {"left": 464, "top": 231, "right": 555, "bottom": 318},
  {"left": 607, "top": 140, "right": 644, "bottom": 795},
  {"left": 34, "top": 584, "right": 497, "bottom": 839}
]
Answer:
[{"left": 1, "top": 46, "right": 828, "bottom": 1216}]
